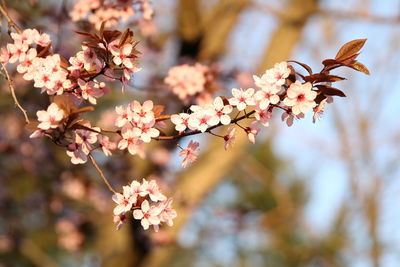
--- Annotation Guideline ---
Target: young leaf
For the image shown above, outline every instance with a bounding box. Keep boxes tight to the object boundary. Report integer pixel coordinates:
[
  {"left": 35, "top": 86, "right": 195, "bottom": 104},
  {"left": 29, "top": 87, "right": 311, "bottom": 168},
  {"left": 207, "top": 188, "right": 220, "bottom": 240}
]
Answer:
[
  {"left": 315, "top": 85, "right": 346, "bottom": 97},
  {"left": 287, "top": 60, "right": 313, "bottom": 75},
  {"left": 335, "top": 39, "right": 367, "bottom": 61},
  {"left": 346, "top": 61, "right": 370, "bottom": 75}
]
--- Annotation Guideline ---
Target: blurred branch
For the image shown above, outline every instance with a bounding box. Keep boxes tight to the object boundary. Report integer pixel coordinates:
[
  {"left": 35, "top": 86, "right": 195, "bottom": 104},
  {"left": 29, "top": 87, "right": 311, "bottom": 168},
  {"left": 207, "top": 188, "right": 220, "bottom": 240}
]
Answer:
[
  {"left": 319, "top": 9, "right": 400, "bottom": 24},
  {"left": 20, "top": 239, "right": 59, "bottom": 267},
  {"left": 253, "top": 2, "right": 400, "bottom": 25},
  {"left": 0, "top": 1, "right": 22, "bottom": 34},
  {"left": 199, "top": 0, "right": 251, "bottom": 60},
  {"left": 258, "top": 0, "right": 319, "bottom": 71},
  {"left": 1, "top": 62, "right": 30, "bottom": 124}
]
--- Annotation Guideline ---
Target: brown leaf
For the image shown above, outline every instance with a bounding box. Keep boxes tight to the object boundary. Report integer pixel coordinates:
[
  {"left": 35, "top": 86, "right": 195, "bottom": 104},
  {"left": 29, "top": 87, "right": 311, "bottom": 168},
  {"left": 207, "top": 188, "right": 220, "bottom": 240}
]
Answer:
[
  {"left": 287, "top": 60, "right": 313, "bottom": 75},
  {"left": 99, "top": 21, "right": 106, "bottom": 39},
  {"left": 315, "top": 85, "right": 346, "bottom": 97},
  {"left": 322, "top": 59, "right": 341, "bottom": 67},
  {"left": 153, "top": 105, "right": 165, "bottom": 118},
  {"left": 346, "top": 61, "right": 370, "bottom": 75},
  {"left": 103, "top": 30, "right": 121, "bottom": 43},
  {"left": 304, "top": 73, "right": 346, "bottom": 83},
  {"left": 335, "top": 39, "right": 367, "bottom": 61},
  {"left": 53, "top": 95, "right": 78, "bottom": 115}
]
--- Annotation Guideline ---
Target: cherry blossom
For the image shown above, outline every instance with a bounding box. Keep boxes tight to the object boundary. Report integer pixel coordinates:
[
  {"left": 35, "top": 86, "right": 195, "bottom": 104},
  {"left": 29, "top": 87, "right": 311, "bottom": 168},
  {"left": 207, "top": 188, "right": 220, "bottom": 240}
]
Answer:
[
  {"left": 171, "top": 113, "right": 190, "bottom": 132},
  {"left": 66, "top": 142, "right": 88, "bottom": 164},
  {"left": 7, "top": 41, "right": 28, "bottom": 63},
  {"left": 258, "top": 61, "right": 291, "bottom": 87},
  {"left": 283, "top": 81, "right": 317, "bottom": 115},
  {"left": 140, "top": 179, "right": 167, "bottom": 202},
  {"left": 36, "top": 103, "right": 65, "bottom": 130},
  {"left": 132, "top": 119, "right": 160, "bottom": 143},
  {"left": 118, "top": 128, "right": 145, "bottom": 158},
  {"left": 210, "top": 97, "right": 232, "bottom": 125},
  {"left": 115, "top": 105, "right": 132, "bottom": 128},
  {"left": 164, "top": 64, "right": 207, "bottom": 101},
  {"left": 158, "top": 199, "right": 177, "bottom": 227},
  {"left": 133, "top": 200, "right": 161, "bottom": 230},
  {"left": 224, "top": 127, "right": 236, "bottom": 150},
  {"left": 179, "top": 140, "right": 199, "bottom": 168},
  {"left": 229, "top": 88, "right": 255, "bottom": 111},
  {"left": 110, "top": 43, "right": 136, "bottom": 69},
  {"left": 78, "top": 79, "right": 105, "bottom": 105},
  {"left": 112, "top": 185, "right": 136, "bottom": 215},
  {"left": 130, "top": 100, "right": 155, "bottom": 124},
  {"left": 16, "top": 48, "right": 37, "bottom": 74},
  {"left": 253, "top": 83, "right": 281, "bottom": 110},
  {"left": 98, "top": 135, "right": 117, "bottom": 156},
  {"left": 246, "top": 121, "right": 260, "bottom": 144}
]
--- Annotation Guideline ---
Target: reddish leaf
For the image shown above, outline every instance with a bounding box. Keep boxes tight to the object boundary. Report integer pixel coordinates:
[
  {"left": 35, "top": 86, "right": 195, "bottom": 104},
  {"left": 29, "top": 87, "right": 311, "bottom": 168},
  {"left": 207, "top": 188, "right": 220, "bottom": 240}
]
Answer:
[
  {"left": 335, "top": 39, "right": 367, "bottom": 61},
  {"left": 315, "top": 85, "right": 346, "bottom": 97},
  {"left": 153, "top": 105, "right": 165, "bottom": 118},
  {"left": 322, "top": 59, "right": 341, "bottom": 67},
  {"left": 346, "top": 61, "right": 370, "bottom": 75},
  {"left": 304, "top": 73, "right": 345, "bottom": 83},
  {"left": 287, "top": 60, "right": 313, "bottom": 75}
]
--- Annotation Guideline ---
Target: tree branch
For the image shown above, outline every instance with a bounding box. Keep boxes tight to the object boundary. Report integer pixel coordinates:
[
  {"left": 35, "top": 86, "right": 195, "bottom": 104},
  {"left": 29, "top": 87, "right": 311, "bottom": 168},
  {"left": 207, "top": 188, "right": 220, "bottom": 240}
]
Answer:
[
  {"left": 89, "top": 154, "right": 117, "bottom": 194},
  {"left": 1, "top": 62, "right": 30, "bottom": 124}
]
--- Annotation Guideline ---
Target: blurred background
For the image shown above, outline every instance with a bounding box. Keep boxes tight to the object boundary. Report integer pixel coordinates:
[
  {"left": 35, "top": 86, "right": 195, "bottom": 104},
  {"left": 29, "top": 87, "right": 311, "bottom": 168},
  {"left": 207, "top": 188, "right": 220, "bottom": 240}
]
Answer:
[{"left": 0, "top": 0, "right": 400, "bottom": 266}]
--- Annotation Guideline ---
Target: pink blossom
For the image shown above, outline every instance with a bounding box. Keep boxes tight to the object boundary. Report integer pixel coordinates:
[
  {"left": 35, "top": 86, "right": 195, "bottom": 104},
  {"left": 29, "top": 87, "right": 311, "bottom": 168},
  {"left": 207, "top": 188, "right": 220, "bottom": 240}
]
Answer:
[
  {"left": 130, "top": 100, "right": 155, "bottom": 124},
  {"left": 254, "top": 106, "right": 273, "bottom": 127},
  {"left": 118, "top": 128, "right": 145, "bottom": 158},
  {"left": 0, "top": 47, "right": 11, "bottom": 64},
  {"left": 7, "top": 41, "right": 28, "bottom": 63},
  {"left": 164, "top": 64, "right": 207, "bottom": 101},
  {"left": 179, "top": 140, "right": 199, "bottom": 168},
  {"left": 158, "top": 198, "right": 177, "bottom": 227},
  {"left": 66, "top": 142, "right": 88, "bottom": 164},
  {"left": 36, "top": 103, "right": 65, "bottom": 130},
  {"left": 224, "top": 127, "right": 236, "bottom": 150},
  {"left": 110, "top": 43, "right": 136, "bottom": 69},
  {"left": 253, "top": 83, "right": 281, "bottom": 110},
  {"left": 283, "top": 81, "right": 316, "bottom": 115},
  {"left": 171, "top": 113, "right": 190, "bottom": 132},
  {"left": 98, "top": 135, "right": 117, "bottom": 156},
  {"left": 229, "top": 88, "right": 255, "bottom": 111},
  {"left": 281, "top": 109, "right": 304, "bottom": 127},
  {"left": 210, "top": 97, "right": 232, "bottom": 125},
  {"left": 246, "top": 121, "right": 260, "bottom": 144},
  {"left": 78, "top": 79, "right": 104, "bottom": 105},
  {"left": 140, "top": 179, "right": 167, "bottom": 202},
  {"left": 258, "top": 61, "right": 290, "bottom": 87},
  {"left": 133, "top": 200, "right": 161, "bottom": 230},
  {"left": 35, "top": 32, "right": 51, "bottom": 47},
  {"left": 132, "top": 120, "right": 160, "bottom": 143},
  {"left": 112, "top": 185, "right": 136, "bottom": 215},
  {"left": 16, "top": 48, "right": 37, "bottom": 74},
  {"left": 115, "top": 105, "right": 132, "bottom": 127},
  {"left": 113, "top": 214, "right": 127, "bottom": 230},
  {"left": 74, "top": 126, "right": 99, "bottom": 154}
]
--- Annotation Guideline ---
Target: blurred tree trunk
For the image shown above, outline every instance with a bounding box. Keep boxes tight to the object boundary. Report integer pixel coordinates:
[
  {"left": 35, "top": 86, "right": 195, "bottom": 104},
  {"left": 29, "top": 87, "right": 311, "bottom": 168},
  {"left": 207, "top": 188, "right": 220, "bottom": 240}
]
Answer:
[{"left": 141, "top": 0, "right": 319, "bottom": 266}]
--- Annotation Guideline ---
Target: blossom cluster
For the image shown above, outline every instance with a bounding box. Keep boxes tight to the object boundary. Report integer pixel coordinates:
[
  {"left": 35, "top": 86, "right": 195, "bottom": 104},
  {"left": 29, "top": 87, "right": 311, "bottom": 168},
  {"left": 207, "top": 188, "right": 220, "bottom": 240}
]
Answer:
[
  {"left": 1, "top": 27, "right": 141, "bottom": 103},
  {"left": 115, "top": 100, "right": 161, "bottom": 158},
  {"left": 70, "top": 0, "right": 154, "bottom": 29},
  {"left": 112, "top": 179, "right": 177, "bottom": 231},
  {"left": 164, "top": 63, "right": 217, "bottom": 105}
]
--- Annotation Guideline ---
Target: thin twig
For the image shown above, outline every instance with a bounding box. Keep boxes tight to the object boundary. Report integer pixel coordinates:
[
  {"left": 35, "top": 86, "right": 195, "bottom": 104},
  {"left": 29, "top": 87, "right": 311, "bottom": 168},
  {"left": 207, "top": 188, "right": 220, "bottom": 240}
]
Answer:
[
  {"left": 1, "top": 62, "right": 30, "bottom": 123},
  {"left": 89, "top": 154, "right": 117, "bottom": 194},
  {"left": 0, "top": 2, "right": 22, "bottom": 34}
]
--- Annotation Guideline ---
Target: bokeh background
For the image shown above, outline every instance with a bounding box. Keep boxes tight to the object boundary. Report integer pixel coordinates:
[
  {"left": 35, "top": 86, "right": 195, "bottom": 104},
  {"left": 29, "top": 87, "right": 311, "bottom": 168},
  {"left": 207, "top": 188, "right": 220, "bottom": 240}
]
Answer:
[{"left": 1, "top": 0, "right": 400, "bottom": 266}]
